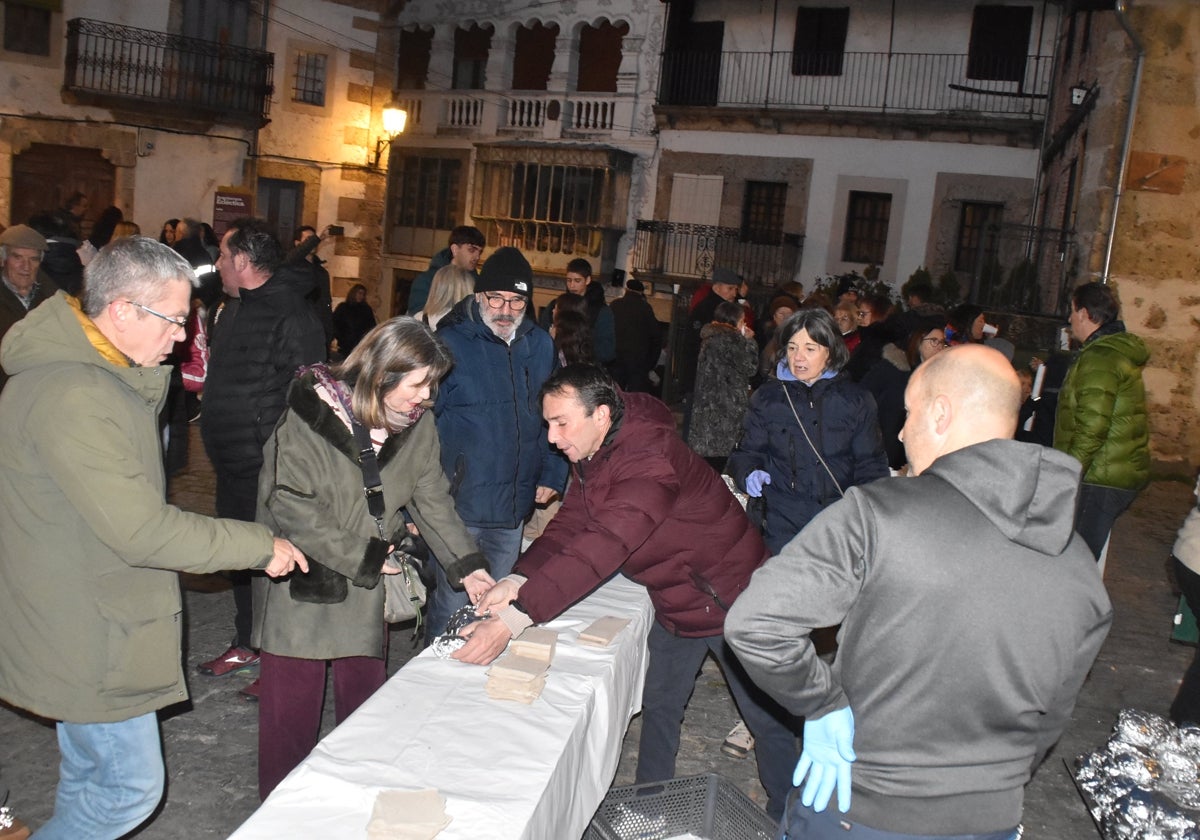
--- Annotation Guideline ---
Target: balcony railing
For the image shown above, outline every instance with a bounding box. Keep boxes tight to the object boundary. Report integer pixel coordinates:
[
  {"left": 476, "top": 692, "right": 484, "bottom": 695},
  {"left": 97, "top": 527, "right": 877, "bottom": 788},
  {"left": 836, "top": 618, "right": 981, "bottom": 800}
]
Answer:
[
  {"left": 659, "top": 50, "right": 1051, "bottom": 118},
  {"left": 445, "top": 95, "right": 485, "bottom": 128},
  {"left": 632, "top": 220, "right": 803, "bottom": 287},
  {"left": 65, "top": 18, "right": 273, "bottom": 128}
]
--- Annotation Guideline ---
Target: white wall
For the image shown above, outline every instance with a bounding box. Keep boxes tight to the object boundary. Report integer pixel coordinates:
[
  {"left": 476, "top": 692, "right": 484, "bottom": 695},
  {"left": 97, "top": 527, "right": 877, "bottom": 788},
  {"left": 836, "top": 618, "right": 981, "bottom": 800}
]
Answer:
[
  {"left": 128, "top": 132, "right": 247, "bottom": 232},
  {"left": 694, "top": 0, "right": 1058, "bottom": 55},
  {"left": 658, "top": 128, "right": 1038, "bottom": 287},
  {"left": 259, "top": 3, "right": 377, "bottom": 168}
]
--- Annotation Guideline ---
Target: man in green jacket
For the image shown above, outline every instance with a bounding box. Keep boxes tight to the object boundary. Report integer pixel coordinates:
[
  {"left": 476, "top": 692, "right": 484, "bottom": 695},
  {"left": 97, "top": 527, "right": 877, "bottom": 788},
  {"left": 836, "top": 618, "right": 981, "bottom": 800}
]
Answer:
[
  {"left": 0, "top": 237, "right": 307, "bottom": 839},
  {"left": 1055, "top": 281, "right": 1151, "bottom": 559}
]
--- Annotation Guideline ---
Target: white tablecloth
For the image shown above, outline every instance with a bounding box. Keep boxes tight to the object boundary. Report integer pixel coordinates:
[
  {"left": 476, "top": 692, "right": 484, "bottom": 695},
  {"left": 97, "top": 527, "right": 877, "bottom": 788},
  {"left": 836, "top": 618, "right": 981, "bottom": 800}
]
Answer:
[{"left": 229, "top": 575, "right": 654, "bottom": 840}]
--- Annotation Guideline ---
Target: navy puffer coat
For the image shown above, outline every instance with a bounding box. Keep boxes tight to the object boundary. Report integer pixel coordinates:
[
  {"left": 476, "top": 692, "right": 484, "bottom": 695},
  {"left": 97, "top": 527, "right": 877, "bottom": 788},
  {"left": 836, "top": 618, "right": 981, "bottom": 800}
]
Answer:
[
  {"left": 434, "top": 297, "right": 568, "bottom": 529},
  {"left": 728, "top": 369, "right": 889, "bottom": 553}
]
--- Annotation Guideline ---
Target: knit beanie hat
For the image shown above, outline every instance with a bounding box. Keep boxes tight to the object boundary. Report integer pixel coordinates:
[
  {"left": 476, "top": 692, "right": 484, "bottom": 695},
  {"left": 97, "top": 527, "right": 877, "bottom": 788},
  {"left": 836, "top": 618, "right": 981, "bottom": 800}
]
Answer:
[{"left": 475, "top": 247, "right": 532, "bottom": 297}]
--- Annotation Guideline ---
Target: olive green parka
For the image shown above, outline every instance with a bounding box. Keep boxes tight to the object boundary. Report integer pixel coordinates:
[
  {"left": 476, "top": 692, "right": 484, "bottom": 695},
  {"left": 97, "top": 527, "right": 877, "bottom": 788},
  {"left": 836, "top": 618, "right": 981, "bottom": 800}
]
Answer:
[
  {"left": 0, "top": 294, "right": 274, "bottom": 723},
  {"left": 251, "top": 371, "right": 486, "bottom": 660}
]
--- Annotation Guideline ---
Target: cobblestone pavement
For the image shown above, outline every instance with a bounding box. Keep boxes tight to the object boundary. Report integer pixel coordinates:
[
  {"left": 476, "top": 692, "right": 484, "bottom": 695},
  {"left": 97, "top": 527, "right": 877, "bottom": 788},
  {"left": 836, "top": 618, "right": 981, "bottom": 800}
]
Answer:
[{"left": 1, "top": 423, "right": 1193, "bottom": 837}]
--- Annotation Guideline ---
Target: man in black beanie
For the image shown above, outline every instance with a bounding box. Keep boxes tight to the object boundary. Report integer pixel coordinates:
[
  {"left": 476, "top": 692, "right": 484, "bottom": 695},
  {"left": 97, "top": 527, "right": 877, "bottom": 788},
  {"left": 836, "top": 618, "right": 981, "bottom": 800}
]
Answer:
[{"left": 426, "top": 246, "right": 568, "bottom": 636}]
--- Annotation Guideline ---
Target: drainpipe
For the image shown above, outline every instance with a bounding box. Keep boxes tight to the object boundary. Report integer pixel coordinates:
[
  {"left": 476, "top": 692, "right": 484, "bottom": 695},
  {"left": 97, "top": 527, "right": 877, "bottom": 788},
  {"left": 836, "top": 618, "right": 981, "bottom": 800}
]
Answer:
[
  {"left": 765, "top": 0, "right": 778, "bottom": 109},
  {"left": 1101, "top": 0, "right": 1144, "bottom": 285}
]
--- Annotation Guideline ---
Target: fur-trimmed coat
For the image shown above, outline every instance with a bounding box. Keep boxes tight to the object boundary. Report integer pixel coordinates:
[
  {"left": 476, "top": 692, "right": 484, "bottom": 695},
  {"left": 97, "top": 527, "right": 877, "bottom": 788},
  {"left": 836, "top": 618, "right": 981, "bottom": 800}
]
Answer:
[
  {"left": 252, "top": 372, "right": 486, "bottom": 660},
  {"left": 686, "top": 322, "right": 758, "bottom": 458}
]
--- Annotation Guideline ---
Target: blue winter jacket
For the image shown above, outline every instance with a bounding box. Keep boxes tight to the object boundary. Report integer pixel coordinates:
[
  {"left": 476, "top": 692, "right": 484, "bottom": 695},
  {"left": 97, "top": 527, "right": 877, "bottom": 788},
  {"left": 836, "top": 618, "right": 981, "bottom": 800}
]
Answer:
[
  {"left": 727, "top": 365, "right": 889, "bottom": 553},
  {"left": 434, "top": 297, "right": 568, "bottom": 529}
]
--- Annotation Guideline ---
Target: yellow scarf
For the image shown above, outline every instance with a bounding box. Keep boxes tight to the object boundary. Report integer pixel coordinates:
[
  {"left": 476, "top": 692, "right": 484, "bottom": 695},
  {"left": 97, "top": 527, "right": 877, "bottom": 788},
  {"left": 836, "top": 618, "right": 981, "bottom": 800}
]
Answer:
[{"left": 65, "top": 294, "right": 131, "bottom": 368}]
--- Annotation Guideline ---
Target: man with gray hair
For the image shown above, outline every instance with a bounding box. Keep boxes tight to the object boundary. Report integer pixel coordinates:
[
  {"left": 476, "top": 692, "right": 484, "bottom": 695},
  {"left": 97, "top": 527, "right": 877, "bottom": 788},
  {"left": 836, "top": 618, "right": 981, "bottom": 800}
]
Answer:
[
  {"left": 0, "top": 237, "right": 307, "bottom": 839},
  {"left": 727, "top": 345, "right": 1112, "bottom": 839},
  {"left": 0, "top": 224, "right": 56, "bottom": 392}
]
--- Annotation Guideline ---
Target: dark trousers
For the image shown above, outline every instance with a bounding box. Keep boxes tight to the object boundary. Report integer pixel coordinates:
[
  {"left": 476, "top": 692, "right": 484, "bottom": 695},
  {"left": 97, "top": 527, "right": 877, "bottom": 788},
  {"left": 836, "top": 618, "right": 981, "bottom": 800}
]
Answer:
[
  {"left": 777, "top": 799, "right": 1018, "bottom": 840},
  {"left": 1075, "top": 482, "right": 1138, "bottom": 560},
  {"left": 1171, "top": 557, "right": 1200, "bottom": 725},
  {"left": 257, "top": 651, "right": 386, "bottom": 799},
  {"left": 637, "top": 621, "right": 800, "bottom": 820},
  {"left": 214, "top": 472, "right": 259, "bottom": 649}
]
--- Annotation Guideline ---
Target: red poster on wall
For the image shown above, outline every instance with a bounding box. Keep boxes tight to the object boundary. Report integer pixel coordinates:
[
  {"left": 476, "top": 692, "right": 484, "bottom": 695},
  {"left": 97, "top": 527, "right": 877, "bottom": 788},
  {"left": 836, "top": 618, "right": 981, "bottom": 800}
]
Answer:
[{"left": 212, "top": 189, "right": 252, "bottom": 238}]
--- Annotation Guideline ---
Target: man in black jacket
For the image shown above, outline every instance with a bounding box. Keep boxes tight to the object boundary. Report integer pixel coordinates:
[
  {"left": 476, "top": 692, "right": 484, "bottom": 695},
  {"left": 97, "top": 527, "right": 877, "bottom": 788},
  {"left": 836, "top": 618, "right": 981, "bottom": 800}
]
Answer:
[
  {"left": 610, "top": 278, "right": 660, "bottom": 392},
  {"left": 197, "top": 218, "right": 326, "bottom": 692}
]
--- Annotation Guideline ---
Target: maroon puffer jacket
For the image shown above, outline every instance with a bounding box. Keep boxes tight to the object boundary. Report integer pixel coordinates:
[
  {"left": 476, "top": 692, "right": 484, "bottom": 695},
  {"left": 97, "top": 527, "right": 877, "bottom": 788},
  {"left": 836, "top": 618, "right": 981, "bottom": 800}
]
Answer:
[{"left": 514, "top": 392, "right": 768, "bottom": 637}]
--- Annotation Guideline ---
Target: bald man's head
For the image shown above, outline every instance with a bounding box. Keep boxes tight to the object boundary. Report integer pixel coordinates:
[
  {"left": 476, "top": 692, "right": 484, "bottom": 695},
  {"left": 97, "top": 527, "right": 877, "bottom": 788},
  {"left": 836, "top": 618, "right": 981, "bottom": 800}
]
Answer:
[{"left": 900, "top": 344, "right": 1022, "bottom": 475}]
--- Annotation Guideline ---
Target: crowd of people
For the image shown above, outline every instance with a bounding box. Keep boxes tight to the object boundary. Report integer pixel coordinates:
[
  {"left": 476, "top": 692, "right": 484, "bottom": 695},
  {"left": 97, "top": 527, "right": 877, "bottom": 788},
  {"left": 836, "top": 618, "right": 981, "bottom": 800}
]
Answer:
[{"left": 0, "top": 210, "right": 1155, "bottom": 840}]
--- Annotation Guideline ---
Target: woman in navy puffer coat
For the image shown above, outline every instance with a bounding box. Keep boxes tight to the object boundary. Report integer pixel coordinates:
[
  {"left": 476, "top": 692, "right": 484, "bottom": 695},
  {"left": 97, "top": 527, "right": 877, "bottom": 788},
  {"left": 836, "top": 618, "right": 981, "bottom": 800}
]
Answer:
[{"left": 727, "top": 309, "right": 889, "bottom": 553}]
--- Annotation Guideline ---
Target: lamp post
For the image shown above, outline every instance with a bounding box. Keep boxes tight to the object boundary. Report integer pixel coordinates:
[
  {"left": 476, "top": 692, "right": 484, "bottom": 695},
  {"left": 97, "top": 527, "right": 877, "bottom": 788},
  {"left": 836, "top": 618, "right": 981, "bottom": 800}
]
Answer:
[{"left": 373, "top": 102, "right": 407, "bottom": 168}]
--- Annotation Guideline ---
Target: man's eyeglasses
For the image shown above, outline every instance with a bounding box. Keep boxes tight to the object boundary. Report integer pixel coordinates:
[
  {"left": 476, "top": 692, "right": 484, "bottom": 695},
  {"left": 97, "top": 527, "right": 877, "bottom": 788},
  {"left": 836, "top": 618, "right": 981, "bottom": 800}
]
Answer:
[
  {"left": 482, "top": 292, "right": 527, "bottom": 311},
  {"left": 126, "top": 301, "right": 187, "bottom": 330}
]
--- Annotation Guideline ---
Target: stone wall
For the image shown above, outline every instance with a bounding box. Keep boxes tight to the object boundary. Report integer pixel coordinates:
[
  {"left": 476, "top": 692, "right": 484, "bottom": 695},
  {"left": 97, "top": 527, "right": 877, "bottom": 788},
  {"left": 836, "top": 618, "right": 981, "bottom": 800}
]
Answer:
[{"left": 1108, "top": 5, "right": 1200, "bottom": 472}]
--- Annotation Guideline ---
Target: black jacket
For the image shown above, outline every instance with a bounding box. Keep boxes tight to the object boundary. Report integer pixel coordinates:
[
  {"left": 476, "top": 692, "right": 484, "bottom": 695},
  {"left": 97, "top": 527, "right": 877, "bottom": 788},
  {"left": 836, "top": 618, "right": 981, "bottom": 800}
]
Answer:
[{"left": 201, "top": 264, "right": 326, "bottom": 481}]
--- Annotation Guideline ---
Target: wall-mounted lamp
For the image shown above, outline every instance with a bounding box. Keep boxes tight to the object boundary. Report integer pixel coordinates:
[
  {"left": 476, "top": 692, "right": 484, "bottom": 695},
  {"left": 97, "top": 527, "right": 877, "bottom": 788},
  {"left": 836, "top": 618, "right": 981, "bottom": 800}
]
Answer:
[{"left": 373, "top": 102, "right": 408, "bottom": 168}]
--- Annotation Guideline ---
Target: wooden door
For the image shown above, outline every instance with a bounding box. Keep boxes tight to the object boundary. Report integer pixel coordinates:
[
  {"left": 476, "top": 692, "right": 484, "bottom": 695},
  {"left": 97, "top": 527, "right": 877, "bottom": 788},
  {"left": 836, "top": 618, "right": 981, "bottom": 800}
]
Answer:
[{"left": 11, "top": 144, "right": 115, "bottom": 237}]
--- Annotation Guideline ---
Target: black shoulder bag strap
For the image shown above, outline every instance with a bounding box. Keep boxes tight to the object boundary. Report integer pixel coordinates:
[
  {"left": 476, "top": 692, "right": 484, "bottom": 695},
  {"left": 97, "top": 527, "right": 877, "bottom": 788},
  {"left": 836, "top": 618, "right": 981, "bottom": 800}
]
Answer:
[
  {"left": 310, "top": 366, "right": 388, "bottom": 539},
  {"left": 350, "top": 418, "right": 388, "bottom": 540}
]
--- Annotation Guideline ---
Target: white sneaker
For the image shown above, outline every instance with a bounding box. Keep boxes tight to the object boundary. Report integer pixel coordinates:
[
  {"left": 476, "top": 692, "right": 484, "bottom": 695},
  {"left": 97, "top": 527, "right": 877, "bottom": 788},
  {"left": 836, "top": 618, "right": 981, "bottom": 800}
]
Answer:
[{"left": 722, "top": 719, "right": 754, "bottom": 758}]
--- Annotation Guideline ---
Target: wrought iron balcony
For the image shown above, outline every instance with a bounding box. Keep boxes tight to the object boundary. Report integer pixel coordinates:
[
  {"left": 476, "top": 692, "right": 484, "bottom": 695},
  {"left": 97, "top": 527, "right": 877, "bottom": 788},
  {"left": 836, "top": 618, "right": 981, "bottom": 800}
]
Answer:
[
  {"left": 65, "top": 18, "right": 273, "bottom": 128},
  {"left": 632, "top": 220, "right": 803, "bottom": 288},
  {"left": 659, "top": 50, "right": 1051, "bottom": 119}
]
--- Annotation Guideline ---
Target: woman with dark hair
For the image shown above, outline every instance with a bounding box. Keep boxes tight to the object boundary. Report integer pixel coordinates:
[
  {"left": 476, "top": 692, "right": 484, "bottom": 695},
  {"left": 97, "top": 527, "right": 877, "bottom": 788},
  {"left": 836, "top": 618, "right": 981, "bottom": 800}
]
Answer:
[
  {"left": 728, "top": 308, "right": 888, "bottom": 553},
  {"left": 199, "top": 222, "right": 220, "bottom": 261},
  {"left": 253, "top": 316, "right": 492, "bottom": 799},
  {"left": 860, "top": 315, "right": 947, "bottom": 471},
  {"left": 550, "top": 296, "right": 594, "bottom": 367},
  {"left": 687, "top": 300, "right": 758, "bottom": 471},
  {"left": 159, "top": 218, "right": 179, "bottom": 246},
  {"left": 332, "top": 283, "right": 377, "bottom": 356},
  {"left": 88, "top": 206, "right": 124, "bottom": 251},
  {"left": 946, "top": 303, "right": 986, "bottom": 345},
  {"left": 906, "top": 322, "right": 949, "bottom": 369}
]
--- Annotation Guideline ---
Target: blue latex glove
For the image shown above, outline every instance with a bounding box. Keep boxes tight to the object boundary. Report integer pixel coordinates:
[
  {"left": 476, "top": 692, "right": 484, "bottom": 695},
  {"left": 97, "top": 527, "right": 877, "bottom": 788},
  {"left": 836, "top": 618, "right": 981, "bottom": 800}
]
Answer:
[
  {"left": 745, "top": 470, "right": 772, "bottom": 497},
  {"left": 794, "top": 707, "right": 856, "bottom": 813}
]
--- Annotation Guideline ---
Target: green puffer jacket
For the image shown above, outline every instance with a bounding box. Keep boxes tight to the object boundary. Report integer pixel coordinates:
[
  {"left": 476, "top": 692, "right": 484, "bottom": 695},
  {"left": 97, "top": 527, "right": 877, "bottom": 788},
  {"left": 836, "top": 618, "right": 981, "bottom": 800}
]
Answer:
[
  {"left": 252, "top": 372, "right": 486, "bottom": 660},
  {"left": 1054, "top": 324, "right": 1150, "bottom": 491},
  {"left": 0, "top": 294, "right": 275, "bottom": 724}
]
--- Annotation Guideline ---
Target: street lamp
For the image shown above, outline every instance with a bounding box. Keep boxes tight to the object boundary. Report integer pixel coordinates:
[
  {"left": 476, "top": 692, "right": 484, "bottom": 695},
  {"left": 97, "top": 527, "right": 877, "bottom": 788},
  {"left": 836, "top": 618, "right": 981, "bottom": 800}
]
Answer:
[{"left": 373, "top": 102, "right": 407, "bottom": 168}]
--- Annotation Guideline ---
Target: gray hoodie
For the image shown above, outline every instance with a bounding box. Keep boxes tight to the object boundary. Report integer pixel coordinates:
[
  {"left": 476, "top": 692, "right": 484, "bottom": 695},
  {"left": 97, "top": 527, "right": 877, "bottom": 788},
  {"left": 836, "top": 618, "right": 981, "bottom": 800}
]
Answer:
[{"left": 726, "top": 438, "right": 1112, "bottom": 835}]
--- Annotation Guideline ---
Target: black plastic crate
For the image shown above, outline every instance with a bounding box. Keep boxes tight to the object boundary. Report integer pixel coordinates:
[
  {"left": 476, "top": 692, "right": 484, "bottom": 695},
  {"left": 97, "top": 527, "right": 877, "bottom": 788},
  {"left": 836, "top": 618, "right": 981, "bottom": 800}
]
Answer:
[{"left": 584, "top": 774, "right": 777, "bottom": 840}]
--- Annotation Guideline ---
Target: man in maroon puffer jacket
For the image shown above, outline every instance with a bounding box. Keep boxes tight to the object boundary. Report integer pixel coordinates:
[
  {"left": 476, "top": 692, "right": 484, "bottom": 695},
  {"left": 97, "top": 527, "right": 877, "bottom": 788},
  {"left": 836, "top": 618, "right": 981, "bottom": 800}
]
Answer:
[{"left": 454, "top": 363, "right": 799, "bottom": 819}]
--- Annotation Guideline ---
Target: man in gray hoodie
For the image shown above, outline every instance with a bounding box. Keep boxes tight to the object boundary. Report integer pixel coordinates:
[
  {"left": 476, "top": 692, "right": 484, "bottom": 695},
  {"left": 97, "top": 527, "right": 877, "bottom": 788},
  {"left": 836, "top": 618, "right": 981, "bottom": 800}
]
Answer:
[{"left": 727, "top": 345, "right": 1112, "bottom": 839}]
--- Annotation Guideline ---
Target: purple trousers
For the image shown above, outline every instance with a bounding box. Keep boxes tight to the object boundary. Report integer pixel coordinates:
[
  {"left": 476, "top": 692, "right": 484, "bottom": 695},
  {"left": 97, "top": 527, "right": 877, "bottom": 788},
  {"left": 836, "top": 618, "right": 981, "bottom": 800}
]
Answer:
[{"left": 258, "top": 651, "right": 386, "bottom": 799}]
